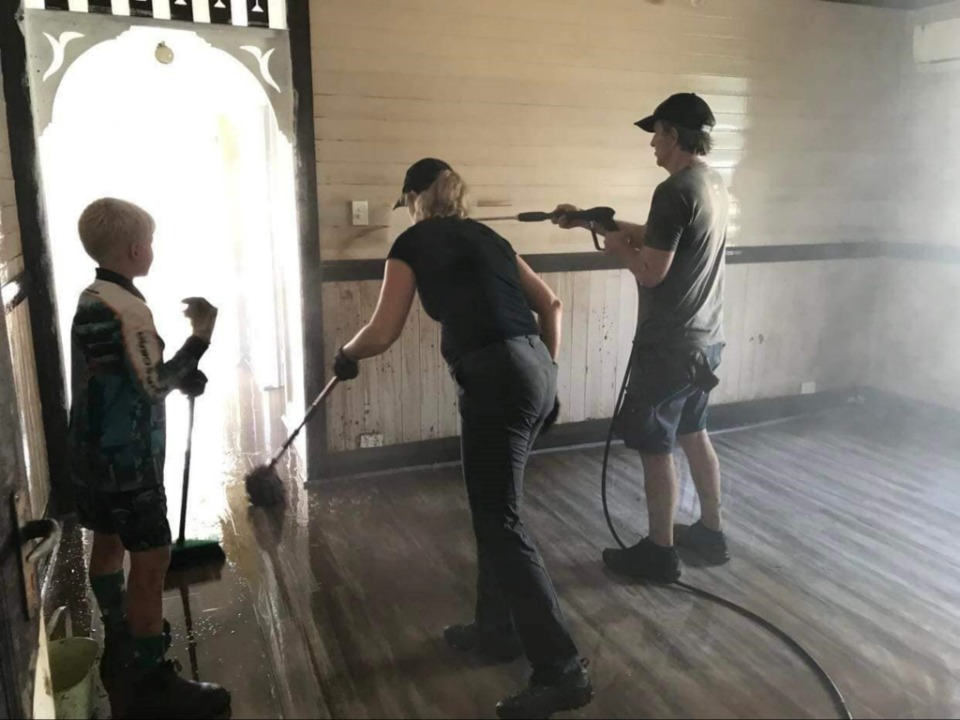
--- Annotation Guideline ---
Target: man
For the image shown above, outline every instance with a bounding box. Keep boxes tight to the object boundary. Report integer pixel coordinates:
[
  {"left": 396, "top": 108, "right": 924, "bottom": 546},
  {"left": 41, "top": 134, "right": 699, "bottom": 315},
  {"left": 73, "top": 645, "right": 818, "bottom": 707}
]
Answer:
[{"left": 554, "top": 92, "right": 730, "bottom": 583}]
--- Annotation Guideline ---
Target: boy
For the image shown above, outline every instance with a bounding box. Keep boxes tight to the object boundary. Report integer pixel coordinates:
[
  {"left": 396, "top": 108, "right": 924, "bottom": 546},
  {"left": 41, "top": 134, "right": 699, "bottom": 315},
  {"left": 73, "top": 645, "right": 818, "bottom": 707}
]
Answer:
[{"left": 69, "top": 198, "right": 231, "bottom": 718}]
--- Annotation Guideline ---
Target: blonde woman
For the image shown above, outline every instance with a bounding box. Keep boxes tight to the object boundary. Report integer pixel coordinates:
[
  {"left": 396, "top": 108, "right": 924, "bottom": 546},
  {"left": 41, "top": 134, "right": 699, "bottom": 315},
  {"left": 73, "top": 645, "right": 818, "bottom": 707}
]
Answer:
[{"left": 335, "top": 159, "right": 592, "bottom": 718}]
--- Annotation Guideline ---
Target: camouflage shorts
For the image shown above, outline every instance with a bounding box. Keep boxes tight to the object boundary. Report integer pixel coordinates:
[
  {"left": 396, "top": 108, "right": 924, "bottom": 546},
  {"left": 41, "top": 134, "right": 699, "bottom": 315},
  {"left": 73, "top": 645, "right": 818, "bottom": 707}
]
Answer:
[{"left": 75, "top": 485, "right": 172, "bottom": 552}]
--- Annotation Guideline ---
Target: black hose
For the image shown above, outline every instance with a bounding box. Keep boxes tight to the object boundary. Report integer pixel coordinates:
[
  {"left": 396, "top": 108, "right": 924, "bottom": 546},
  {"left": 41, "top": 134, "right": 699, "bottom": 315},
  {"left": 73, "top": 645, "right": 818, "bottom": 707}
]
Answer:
[
  {"left": 601, "top": 359, "right": 632, "bottom": 550},
  {"left": 672, "top": 580, "right": 853, "bottom": 720},
  {"left": 601, "top": 345, "right": 853, "bottom": 720}
]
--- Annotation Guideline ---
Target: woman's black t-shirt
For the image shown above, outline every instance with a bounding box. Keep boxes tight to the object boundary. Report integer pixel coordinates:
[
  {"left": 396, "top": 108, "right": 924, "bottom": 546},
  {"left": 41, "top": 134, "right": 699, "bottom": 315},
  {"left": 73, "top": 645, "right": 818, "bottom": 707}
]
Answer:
[{"left": 387, "top": 217, "right": 539, "bottom": 364}]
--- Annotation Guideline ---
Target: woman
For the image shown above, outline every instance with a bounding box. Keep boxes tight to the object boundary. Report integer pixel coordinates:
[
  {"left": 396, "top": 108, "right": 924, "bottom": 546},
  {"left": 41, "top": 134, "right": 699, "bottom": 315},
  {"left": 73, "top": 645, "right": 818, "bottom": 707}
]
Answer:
[{"left": 334, "top": 158, "right": 592, "bottom": 719}]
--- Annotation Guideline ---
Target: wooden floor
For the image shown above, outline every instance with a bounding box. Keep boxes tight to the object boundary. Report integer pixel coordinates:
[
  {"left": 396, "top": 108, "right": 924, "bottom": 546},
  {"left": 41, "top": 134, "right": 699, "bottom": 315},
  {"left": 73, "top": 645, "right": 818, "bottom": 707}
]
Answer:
[
  {"left": 49, "top": 406, "right": 960, "bottom": 719},
  {"left": 288, "top": 407, "right": 960, "bottom": 719}
]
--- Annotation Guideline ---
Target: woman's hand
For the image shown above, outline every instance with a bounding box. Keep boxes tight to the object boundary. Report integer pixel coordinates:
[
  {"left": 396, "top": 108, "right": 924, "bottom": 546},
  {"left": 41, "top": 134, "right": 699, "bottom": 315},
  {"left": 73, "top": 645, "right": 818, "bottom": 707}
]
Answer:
[{"left": 333, "top": 347, "right": 360, "bottom": 381}]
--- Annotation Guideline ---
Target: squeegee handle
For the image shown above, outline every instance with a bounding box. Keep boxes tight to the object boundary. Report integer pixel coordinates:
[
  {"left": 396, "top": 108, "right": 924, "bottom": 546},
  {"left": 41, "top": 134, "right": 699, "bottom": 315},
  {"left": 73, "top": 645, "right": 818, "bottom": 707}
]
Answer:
[
  {"left": 177, "top": 396, "right": 196, "bottom": 547},
  {"left": 269, "top": 377, "right": 339, "bottom": 467}
]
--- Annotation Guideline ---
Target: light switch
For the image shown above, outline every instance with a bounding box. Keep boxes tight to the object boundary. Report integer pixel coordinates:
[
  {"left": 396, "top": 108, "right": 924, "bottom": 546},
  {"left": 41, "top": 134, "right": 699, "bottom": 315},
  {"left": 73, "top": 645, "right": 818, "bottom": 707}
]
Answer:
[{"left": 351, "top": 201, "right": 369, "bottom": 226}]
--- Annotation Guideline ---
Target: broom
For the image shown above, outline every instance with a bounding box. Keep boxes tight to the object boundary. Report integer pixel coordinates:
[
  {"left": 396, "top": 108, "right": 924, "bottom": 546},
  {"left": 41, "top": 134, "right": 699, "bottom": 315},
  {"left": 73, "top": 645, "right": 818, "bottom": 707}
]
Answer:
[
  {"left": 169, "top": 391, "right": 226, "bottom": 570},
  {"left": 245, "top": 377, "right": 339, "bottom": 508}
]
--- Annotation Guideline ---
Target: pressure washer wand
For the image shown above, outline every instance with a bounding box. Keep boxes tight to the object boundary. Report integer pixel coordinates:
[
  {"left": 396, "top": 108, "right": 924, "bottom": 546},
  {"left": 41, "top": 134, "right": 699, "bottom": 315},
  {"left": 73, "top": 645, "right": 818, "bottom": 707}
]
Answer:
[
  {"left": 474, "top": 207, "right": 619, "bottom": 251},
  {"left": 474, "top": 212, "right": 558, "bottom": 223}
]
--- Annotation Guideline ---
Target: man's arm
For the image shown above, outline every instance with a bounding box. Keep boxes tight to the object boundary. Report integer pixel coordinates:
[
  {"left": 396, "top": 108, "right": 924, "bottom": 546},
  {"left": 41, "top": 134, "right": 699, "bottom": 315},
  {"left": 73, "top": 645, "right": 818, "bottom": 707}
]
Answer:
[
  {"left": 551, "top": 203, "right": 666, "bottom": 279},
  {"left": 602, "top": 220, "right": 646, "bottom": 249},
  {"left": 602, "top": 231, "right": 675, "bottom": 288},
  {"left": 553, "top": 205, "right": 646, "bottom": 250},
  {"left": 552, "top": 204, "right": 645, "bottom": 245}
]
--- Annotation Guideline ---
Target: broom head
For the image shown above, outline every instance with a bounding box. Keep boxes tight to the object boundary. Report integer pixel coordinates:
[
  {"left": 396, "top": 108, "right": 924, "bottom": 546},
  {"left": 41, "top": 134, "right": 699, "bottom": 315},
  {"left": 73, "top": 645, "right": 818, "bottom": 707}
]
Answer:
[{"left": 245, "top": 464, "right": 287, "bottom": 508}]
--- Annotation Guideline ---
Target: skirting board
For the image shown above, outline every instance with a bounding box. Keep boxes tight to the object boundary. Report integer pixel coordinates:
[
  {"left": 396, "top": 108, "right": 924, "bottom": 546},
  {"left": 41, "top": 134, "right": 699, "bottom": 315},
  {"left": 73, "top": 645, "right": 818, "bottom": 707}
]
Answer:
[
  {"left": 309, "top": 388, "right": 863, "bottom": 482},
  {"left": 858, "top": 387, "right": 960, "bottom": 427}
]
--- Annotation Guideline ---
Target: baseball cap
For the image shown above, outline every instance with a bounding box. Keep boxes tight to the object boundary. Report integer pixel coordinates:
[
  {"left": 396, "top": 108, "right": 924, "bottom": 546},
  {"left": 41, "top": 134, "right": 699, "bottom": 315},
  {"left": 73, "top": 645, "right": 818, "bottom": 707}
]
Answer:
[
  {"left": 635, "top": 93, "right": 716, "bottom": 133},
  {"left": 393, "top": 158, "right": 452, "bottom": 210}
]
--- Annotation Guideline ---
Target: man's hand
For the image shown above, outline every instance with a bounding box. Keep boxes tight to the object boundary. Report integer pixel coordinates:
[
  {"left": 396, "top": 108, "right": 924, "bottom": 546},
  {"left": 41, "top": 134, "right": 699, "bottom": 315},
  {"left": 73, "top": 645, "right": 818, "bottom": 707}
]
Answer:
[
  {"left": 551, "top": 204, "right": 589, "bottom": 230},
  {"left": 179, "top": 369, "right": 208, "bottom": 398},
  {"left": 182, "top": 297, "right": 218, "bottom": 342},
  {"left": 333, "top": 346, "right": 359, "bottom": 381}
]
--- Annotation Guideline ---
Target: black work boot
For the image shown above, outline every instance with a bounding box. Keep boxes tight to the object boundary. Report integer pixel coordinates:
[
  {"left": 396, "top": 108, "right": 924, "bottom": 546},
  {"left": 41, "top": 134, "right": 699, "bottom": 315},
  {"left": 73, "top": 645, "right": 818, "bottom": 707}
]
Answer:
[
  {"left": 100, "top": 619, "right": 175, "bottom": 718},
  {"left": 674, "top": 521, "right": 730, "bottom": 565},
  {"left": 101, "top": 619, "right": 173, "bottom": 679},
  {"left": 602, "top": 537, "right": 681, "bottom": 583},
  {"left": 100, "top": 619, "right": 129, "bottom": 678},
  {"left": 126, "top": 660, "right": 232, "bottom": 719},
  {"left": 443, "top": 623, "right": 523, "bottom": 663},
  {"left": 99, "top": 618, "right": 132, "bottom": 716},
  {"left": 496, "top": 660, "right": 593, "bottom": 719}
]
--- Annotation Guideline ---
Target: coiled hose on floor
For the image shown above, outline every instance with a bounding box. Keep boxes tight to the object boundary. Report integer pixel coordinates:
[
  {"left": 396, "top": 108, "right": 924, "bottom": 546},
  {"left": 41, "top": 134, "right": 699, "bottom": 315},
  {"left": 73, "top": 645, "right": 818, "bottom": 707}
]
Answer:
[{"left": 600, "top": 347, "right": 853, "bottom": 720}]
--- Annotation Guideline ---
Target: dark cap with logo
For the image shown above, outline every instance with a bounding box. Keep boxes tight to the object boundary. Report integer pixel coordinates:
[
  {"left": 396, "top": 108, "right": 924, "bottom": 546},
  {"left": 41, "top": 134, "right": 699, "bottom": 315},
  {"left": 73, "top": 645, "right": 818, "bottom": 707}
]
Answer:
[
  {"left": 393, "top": 158, "right": 452, "bottom": 210},
  {"left": 635, "top": 93, "right": 716, "bottom": 134}
]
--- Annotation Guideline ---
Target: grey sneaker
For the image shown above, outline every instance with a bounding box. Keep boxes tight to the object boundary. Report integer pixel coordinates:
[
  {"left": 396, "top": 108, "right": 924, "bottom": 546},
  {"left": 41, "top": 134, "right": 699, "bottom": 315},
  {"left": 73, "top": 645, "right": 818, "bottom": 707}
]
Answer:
[
  {"left": 675, "top": 521, "right": 730, "bottom": 565},
  {"left": 602, "top": 538, "right": 681, "bottom": 583}
]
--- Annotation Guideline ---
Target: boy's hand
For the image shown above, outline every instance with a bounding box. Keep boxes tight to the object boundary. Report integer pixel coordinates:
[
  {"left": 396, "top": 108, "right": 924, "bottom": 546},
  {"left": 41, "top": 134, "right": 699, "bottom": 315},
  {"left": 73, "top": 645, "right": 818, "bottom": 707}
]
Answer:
[{"left": 182, "top": 297, "right": 218, "bottom": 342}]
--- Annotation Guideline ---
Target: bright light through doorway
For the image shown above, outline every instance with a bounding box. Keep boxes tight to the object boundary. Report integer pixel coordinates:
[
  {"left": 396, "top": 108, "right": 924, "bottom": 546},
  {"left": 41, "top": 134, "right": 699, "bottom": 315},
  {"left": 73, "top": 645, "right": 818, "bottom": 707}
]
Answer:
[{"left": 39, "top": 26, "right": 303, "bottom": 541}]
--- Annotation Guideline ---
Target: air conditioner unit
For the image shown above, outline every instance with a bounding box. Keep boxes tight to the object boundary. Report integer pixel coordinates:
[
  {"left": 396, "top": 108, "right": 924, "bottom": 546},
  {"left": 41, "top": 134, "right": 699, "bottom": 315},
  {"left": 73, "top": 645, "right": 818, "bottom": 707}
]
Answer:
[{"left": 914, "top": 17, "right": 960, "bottom": 66}]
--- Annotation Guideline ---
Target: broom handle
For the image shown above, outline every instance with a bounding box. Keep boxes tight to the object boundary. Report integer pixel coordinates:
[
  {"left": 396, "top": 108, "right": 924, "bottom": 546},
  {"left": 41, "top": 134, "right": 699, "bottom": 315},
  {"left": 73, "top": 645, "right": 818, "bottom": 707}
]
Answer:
[
  {"left": 269, "top": 377, "right": 339, "bottom": 467},
  {"left": 178, "top": 396, "right": 196, "bottom": 547}
]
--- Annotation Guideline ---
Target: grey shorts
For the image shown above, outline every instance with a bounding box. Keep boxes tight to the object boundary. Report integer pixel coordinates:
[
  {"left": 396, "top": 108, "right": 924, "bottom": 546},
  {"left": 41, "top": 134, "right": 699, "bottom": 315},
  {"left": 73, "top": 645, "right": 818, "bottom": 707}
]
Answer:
[{"left": 613, "top": 343, "right": 723, "bottom": 455}]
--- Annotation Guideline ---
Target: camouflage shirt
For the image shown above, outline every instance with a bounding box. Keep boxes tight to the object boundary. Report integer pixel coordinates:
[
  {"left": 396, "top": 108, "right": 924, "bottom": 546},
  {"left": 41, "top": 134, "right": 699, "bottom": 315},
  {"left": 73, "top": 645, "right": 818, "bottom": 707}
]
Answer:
[{"left": 68, "top": 269, "right": 208, "bottom": 492}]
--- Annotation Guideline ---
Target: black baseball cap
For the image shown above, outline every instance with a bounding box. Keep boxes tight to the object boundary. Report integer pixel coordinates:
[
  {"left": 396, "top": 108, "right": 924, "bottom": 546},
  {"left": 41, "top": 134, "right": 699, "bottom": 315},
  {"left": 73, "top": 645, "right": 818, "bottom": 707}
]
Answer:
[
  {"left": 635, "top": 93, "right": 716, "bottom": 133},
  {"left": 393, "top": 158, "right": 452, "bottom": 210}
]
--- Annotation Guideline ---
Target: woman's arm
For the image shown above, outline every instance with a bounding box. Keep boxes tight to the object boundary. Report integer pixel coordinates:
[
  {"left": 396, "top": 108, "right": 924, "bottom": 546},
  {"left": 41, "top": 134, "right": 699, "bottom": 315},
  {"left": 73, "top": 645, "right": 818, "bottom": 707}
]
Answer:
[
  {"left": 342, "top": 259, "right": 417, "bottom": 359},
  {"left": 516, "top": 255, "right": 562, "bottom": 360}
]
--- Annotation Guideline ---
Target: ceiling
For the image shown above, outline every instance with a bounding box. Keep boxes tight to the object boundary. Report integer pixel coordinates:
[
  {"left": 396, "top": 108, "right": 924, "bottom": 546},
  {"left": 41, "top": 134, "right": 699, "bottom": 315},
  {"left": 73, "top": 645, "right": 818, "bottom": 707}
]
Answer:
[{"left": 822, "top": 0, "right": 955, "bottom": 8}]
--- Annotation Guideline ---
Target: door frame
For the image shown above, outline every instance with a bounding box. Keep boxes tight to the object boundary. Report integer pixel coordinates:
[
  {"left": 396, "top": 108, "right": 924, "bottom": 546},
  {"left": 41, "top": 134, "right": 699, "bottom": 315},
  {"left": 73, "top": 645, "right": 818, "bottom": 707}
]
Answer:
[
  {"left": 287, "top": 0, "right": 328, "bottom": 478},
  {"left": 0, "top": 2, "right": 71, "bottom": 517},
  {"left": 0, "top": 1, "right": 328, "bottom": 511},
  {"left": 0, "top": 281, "right": 38, "bottom": 720}
]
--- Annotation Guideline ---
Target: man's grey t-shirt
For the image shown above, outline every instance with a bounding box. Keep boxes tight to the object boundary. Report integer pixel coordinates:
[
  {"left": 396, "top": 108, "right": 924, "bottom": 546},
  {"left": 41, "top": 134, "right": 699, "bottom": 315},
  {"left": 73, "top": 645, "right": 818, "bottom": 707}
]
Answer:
[{"left": 637, "top": 163, "right": 728, "bottom": 350}]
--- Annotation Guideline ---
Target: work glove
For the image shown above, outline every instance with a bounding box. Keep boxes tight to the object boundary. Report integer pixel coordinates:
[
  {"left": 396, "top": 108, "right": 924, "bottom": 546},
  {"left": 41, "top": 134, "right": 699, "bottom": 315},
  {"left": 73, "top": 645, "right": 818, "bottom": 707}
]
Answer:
[
  {"left": 541, "top": 397, "right": 561, "bottom": 435},
  {"left": 180, "top": 369, "right": 208, "bottom": 398},
  {"left": 182, "top": 297, "right": 218, "bottom": 342},
  {"left": 333, "top": 346, "right": 359, "bottom": 381}
]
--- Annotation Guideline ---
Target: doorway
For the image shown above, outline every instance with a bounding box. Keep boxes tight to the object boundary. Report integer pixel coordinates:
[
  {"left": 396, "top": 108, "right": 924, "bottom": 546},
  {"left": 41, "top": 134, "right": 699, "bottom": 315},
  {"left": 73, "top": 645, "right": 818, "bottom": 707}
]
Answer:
[{"left": 33, "top": 21, "right": 304, "bottom": 541}]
